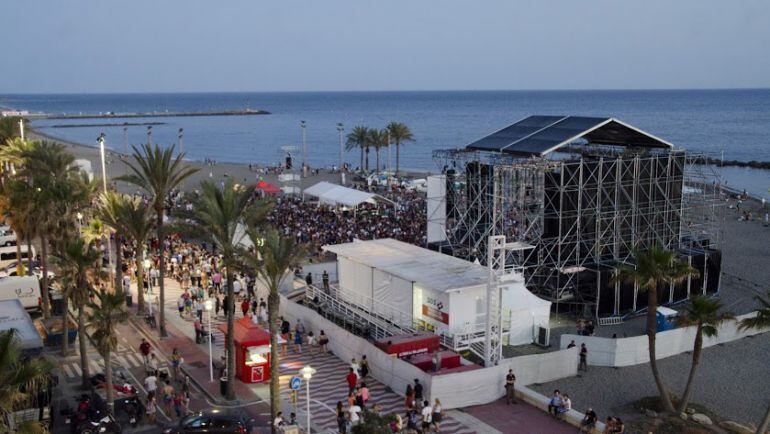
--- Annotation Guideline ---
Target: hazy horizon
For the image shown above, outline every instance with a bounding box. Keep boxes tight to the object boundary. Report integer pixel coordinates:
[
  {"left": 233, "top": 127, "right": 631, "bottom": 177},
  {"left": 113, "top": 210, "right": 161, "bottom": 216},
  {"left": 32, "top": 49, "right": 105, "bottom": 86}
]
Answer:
[{"left": 2, "top": 1, "right": 769, "bottom": 93}]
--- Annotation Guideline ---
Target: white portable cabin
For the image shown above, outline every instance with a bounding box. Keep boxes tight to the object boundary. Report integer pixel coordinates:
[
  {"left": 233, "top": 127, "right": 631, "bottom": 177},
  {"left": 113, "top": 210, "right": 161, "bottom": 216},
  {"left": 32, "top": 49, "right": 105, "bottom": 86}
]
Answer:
[{"left": 323, "top": 238, "right": 551, "bottom": 345}]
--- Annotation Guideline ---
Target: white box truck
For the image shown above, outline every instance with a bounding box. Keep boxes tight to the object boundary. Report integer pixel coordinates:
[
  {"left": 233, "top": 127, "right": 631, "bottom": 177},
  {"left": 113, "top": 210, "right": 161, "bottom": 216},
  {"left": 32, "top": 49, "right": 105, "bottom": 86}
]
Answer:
[{"left": 0, "top": 275, "right": 42, "bottom": 311}]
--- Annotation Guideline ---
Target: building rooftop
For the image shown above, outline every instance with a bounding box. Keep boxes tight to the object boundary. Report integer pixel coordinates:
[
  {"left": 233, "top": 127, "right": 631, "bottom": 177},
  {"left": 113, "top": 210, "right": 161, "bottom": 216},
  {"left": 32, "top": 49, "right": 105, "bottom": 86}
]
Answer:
[
  {"left": 465, "top": 115, "right": 673, "bottom": 156},
  {"left": 323, "top": 238, "right": 490, "bottom": 293}
]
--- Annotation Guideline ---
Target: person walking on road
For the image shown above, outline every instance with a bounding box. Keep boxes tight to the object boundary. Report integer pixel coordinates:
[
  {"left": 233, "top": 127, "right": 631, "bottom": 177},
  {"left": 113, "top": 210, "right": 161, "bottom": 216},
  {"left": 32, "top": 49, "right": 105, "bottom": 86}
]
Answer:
[{"left": 505, "top": 369, "right": 517, "bottom": 404}]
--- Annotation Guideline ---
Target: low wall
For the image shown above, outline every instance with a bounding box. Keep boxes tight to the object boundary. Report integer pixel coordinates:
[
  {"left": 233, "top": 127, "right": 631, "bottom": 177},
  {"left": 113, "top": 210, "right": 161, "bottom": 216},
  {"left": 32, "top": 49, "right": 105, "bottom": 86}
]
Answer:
[
  {"left": 559, "top": 312, "right": 768, "bottom": 367},
  {"left": 517, "top": 386, "right": 606, "bottom": 434},
  {"left": 280, "top": 296, "right": 578, "bottom": 410}
]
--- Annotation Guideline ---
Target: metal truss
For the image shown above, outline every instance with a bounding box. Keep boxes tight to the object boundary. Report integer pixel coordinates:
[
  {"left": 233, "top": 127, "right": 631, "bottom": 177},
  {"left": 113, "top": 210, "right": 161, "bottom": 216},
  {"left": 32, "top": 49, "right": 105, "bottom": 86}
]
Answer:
[{"left": 432, "top": 148, "right": 723, "bottom": 317}]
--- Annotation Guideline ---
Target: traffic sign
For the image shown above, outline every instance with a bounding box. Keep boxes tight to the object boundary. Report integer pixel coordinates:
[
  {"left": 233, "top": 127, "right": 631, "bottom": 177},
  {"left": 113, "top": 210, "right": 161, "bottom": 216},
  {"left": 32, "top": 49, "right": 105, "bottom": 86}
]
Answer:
[{"left": 290, "top": 376, "right": 302, "bottom": 391}]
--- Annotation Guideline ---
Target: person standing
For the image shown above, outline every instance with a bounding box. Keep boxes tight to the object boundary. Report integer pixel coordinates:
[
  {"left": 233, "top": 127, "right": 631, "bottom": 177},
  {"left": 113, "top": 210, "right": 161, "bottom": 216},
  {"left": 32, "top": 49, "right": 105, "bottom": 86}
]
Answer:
[
  {"left": 305, "top": 272, "right": 313, "bottom": 287},
  {"left": 413, "top": 379, "right": 423, "bottom": 402},
  {"left": 505, "top": 369, "right": 517, "bottom": 404},
  {"left": 322, "top": 270, "right": 330, "bottom": 291},
  {"left": 420, "top": 400, "right": 433, "bottom": 432},
  {"left": 139, "top": 338, "right": 151, "bottom": 366},
  {"left": 145, "top": 393, "right": 157, "bottom": 424},
  {"left": 432, "top": 398, "right": 443, "bottom": 432},
  {"left": 579, "top": 343, "right": 588, "bottom": 372},
  {"left": 359, "top": 355, "right": 369, "bottom": 379},
  {"left": 346, "top": 368, "right": 358, "bottom": 395}
]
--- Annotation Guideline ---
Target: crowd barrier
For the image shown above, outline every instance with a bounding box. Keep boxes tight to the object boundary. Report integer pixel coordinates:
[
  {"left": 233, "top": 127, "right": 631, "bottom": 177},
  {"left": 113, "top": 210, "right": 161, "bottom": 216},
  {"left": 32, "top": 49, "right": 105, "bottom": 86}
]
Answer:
[{"left": 559, "top": 311, "right": 768, "bottom": 367}]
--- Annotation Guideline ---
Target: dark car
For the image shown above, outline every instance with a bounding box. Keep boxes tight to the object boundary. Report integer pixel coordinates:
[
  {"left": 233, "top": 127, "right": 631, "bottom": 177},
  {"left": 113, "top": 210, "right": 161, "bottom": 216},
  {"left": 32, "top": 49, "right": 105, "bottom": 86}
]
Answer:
[{"left": 163, "top": 408, "right": 255, "bottom": 434}]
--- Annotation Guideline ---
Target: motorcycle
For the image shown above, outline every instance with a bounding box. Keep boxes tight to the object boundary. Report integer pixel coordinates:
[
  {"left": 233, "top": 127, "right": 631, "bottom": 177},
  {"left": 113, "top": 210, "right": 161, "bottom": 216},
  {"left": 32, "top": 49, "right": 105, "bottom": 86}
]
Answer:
[{"left": 60, "top": 393, "right": 122, "bottom": 434}]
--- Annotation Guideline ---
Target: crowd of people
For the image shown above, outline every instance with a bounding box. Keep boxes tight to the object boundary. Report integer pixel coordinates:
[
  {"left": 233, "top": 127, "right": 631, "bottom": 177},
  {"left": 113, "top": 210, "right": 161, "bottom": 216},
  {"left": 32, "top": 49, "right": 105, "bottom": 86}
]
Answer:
[{"left": 265, "top": 185, "right": 426, "bottom": 257}]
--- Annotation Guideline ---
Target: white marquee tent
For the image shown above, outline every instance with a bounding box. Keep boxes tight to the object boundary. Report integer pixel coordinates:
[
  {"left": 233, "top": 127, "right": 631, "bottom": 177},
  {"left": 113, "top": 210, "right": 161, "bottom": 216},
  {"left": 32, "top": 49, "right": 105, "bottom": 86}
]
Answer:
[{"left": 304, "top": 181, "right": 389, "bottom": 207}]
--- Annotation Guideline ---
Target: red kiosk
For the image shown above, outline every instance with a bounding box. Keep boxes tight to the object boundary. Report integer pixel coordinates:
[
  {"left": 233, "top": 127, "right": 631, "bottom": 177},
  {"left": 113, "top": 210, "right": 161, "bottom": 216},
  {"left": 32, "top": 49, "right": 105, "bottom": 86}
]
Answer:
[{"left": 218, "top": 317, "right": 272, "bottom": 383}]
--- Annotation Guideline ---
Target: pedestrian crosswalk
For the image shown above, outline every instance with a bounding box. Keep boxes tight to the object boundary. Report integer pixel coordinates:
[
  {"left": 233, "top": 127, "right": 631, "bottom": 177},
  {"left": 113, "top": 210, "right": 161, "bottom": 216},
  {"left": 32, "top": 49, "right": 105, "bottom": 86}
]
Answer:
[
  {"left": 277, "top": 350, "right": 477, "bottom": 434},
  {"left": 58, "top": 352, "right": 154, "bottom": 379}
]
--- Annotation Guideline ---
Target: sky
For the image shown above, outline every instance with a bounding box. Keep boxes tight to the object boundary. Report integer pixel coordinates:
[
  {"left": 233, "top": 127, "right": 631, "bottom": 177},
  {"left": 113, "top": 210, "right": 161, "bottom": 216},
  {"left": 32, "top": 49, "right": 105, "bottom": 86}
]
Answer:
[{"left": 2, "top": 0, "right": 770, "bottom": 93}]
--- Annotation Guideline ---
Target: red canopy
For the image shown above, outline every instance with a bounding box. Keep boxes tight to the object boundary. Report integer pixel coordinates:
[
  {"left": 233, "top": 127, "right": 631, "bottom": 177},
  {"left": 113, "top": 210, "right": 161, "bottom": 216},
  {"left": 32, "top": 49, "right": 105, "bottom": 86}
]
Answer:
[
  {"left": 256, "top": 180, "right": 281, "bottom": 194},
  {"left": 218, "top": 316, "right": 271, "bottom": 347}
]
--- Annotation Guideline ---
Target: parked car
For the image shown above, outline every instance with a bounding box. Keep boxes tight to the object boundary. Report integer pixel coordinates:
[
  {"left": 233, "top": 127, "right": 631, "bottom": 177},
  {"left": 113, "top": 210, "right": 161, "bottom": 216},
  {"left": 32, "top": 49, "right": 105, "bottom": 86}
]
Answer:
[{"left": 163, "top": 408, "right": 255, "bottom": 434}]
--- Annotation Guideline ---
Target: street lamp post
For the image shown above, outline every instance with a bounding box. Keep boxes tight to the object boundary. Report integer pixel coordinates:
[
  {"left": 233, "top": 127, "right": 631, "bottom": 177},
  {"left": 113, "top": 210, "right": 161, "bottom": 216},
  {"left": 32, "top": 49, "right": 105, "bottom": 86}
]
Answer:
[
  {"left": 300, "top": 120, "right": 306, "bottom": 177},
  {"left": 18, "top": 119, "right": 24, "bottom": 140},
  {"left": 299, "top": 366, "right": 316, "bottom": 431},
  {"left": 204, "top": 299, "right": 214, "bottom": 381},
  {"left": 337, "top": 123, "right": 344, "bottom": 185},
  {"left": 123, "top": 125, "right": 128, "bottom": 175},
  {"left": 97, "top": 134, "right": 114, "bottom": 283},
  {"left": 178, "top": 128, "right": 184, "bottom": 155}
]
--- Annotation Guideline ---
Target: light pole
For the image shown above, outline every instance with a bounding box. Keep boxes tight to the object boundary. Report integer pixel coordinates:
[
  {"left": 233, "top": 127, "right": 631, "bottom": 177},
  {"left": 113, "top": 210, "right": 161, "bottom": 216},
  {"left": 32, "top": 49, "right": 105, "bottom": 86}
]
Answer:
[
  {"left": 18, "top": 118, "right": 24, "bottom": 140},
  {"left": 204, "top": 299, "right": 214, "bottom": 382},
  {"left": 122, "top": 125, "right": 129, "bottom": 174},
  {"left": 300, "top": 120, "right": 306, "bottom": 177},
  {"left": 144, "top": 257, "right": 153, "bottom": 315},
  {"left": 147, "top": 126, "right": 152, "bottom": 146},
  {"left": 178, "top": 128, "right": 184, "bottom": 155},
  {"left": 97, "top": 133, "right": 114, "bottom": 282},
  {"left": 299, "top": 366, "right": 316, "bottom": 431},
  {"left": 337, "top": 123, "right": 344, "bottom": 184}
]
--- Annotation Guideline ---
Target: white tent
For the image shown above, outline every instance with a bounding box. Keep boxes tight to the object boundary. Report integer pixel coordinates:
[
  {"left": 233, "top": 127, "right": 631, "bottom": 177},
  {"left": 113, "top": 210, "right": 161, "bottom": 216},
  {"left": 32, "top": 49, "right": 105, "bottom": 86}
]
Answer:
[
  {"left": 499, "top": 273, "right": 552, "bottom": 346},
  {"left": 304, "top": 181, "right": 388, "bottom": 207}
]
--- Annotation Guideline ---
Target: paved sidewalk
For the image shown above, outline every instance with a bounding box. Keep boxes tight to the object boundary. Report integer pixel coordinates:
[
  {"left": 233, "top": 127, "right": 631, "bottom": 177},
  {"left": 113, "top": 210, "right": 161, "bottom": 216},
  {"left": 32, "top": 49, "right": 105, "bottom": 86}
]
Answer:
[{"left": 463, "top": 399, "right": 576, "bottom": 434}]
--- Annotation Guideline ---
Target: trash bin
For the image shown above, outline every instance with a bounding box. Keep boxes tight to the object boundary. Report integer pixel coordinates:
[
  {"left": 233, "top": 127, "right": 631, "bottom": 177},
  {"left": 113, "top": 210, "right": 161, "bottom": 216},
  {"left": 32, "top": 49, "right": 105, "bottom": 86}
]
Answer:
[
  {"left": 125, "top": 294, "right": 133, "bottom": 307},
  {"left": 220, "top": 377, "right": 227, "bottom": 396}
]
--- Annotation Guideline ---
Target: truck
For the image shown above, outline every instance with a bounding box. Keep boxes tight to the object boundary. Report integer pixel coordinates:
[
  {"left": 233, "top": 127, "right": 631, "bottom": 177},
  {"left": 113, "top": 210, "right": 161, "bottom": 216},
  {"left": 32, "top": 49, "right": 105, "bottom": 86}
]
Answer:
[{"left": 0, "top": 275, "right": 42, "bottom": 311}]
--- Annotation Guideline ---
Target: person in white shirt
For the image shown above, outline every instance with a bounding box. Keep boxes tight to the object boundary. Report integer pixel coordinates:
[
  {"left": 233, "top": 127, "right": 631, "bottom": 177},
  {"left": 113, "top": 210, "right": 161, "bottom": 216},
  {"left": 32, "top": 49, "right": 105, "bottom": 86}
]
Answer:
[
  {"left": 273, "top": 411, "right": 284, "bottom": 427},
  {"left": 122, "top": 274, "right": 131, "bottom": 294},
  {"left": 144, "top": 373, "right": 157, "bottom": 394},
  {"left": 420, "top": 400, "right": 433, "bottom": 431}
]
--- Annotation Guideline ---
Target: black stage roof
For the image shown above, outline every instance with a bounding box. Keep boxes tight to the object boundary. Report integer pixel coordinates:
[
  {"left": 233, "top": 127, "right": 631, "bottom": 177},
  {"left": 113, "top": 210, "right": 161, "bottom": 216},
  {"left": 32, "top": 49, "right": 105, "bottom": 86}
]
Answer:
[{"left": 465, "top": 115, "right": 673, "bottom": 156}]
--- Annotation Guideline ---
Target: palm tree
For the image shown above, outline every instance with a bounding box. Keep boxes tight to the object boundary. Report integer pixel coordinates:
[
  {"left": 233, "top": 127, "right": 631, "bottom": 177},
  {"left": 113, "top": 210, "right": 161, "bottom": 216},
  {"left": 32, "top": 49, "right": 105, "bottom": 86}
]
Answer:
[
  {"left": 179, "top": 179, "right": 268, "bottom": 400},
  {"left": 367, "top": 128, "right": 388, "bottom": 174},
  {"left": 738, "top": 291, "right": 770, "bottom": 434},
  {"left": 675, "top": 296, "right": 734, "bottom": 412},
  {"left": 243, "top": 228, "right": 305, "bottom": 434},
  {"left": 87, "top": 288, "right": 129, "bottom": 411},
  {"left": 97, "top": 192, "right": 154, "bottom": 313},
  {"left": 346, "top": 125, "right": 369, "bottom": 173},
  {"left": 54, "top": 238, "right": 101, "bottom": 389},
  {"left": 0, "top": 117, "right": 22, "bottom": 146},
  {"left": 386, "top": 122, "right": 414, "bottom": 177},
  {"left": 119, "top": 144, "right": 199, "bottom": 337},
  {"left": 0, "top": 329, "right": 52, "bottom": 434},
  {"left": 613, "top": 246, "right": 698, "bottom": 413}
]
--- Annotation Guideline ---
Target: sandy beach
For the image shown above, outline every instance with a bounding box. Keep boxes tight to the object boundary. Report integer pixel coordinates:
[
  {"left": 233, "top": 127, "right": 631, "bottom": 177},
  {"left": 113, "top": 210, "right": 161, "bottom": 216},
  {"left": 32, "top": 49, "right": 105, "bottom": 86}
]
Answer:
[{"left": 27, "top": 128, "right": 430, "bottom": 193}]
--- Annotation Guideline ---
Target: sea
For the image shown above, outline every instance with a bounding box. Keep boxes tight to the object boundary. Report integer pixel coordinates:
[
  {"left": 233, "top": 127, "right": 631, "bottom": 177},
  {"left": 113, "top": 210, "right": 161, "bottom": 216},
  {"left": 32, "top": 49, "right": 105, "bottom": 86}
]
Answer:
[{"left": 1, "top": 90, "right": 769, "bottom": 199}]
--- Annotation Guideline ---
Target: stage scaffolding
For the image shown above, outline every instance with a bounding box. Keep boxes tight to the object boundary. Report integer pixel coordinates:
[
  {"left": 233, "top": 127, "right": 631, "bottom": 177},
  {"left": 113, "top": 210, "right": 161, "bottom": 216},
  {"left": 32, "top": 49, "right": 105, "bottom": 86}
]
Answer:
[{"left": 430, "top": 148, "right": 724, "bottom": 318}]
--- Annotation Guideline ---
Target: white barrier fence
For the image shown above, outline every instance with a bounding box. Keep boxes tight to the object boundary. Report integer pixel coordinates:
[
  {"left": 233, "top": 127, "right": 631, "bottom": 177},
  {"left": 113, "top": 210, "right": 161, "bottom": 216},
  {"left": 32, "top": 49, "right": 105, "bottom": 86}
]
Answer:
[
  {"left": 559, "top": 311, "right": 768, "bottom": 367},
  {"left": 280, "top": 295, "right": 579, "bottom": 410}
]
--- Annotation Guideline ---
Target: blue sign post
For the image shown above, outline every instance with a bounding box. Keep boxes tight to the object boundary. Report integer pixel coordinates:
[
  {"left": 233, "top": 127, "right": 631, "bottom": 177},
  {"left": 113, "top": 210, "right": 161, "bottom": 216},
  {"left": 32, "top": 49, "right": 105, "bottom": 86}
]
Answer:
[{"left": 290, "top": 376, "right": 302, "bottom": 391}]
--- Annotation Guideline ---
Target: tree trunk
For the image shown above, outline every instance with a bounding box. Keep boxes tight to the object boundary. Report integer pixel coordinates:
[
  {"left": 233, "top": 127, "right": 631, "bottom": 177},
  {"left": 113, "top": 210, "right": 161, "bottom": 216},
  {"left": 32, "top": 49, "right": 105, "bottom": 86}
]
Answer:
[
  {"left": 26, "top": 236, "right": 33, "bottom": 276},
  {"left": 78, "top": 305, "right": 90, "bottom": 389},
  {"left": 136, "top": 248, "right": 145, "bottom": 314},
  {"left": 756, "top": 402, "right": 770, "bottom": 434},
  {"left": 105, "top": 348, "right": 114, "bottom": 413},
  {"left": 115, "top": 234, "right": 123, "bottom": 295},
  {"left": 62, "top": 294, "right": 69, "bottom": 356},
  {"left": 40, "top": 236, "right": 50, "bottom": 319},
  {"left": 359, "top": 147, "right": 363, "bottom": 172},
  {"left": 396, "top": 141, "right": 400, "bottom": 177},
  {"left": 375, "top": 148, "right": 380, "bottom": 174},
  {"left": 225, "top": 266, "right": 236, "bottom": 400},
  {"left": 365, "top": 147, "right": 370, "bottom": 172},
  {"left": 14, "top": 232, "right": 22, "bottom": 275},
  {"left": 647, "top": 286, "right": 675, "bottom": 413},
  {"left": 268, "top": 287, "right": 281, "bottom": 434},
  {"left": 677, "top": 324, "right": 703, "bottom": 412},
  {"left": 157, "top": 210, "right": 167, "bottom": 337}
]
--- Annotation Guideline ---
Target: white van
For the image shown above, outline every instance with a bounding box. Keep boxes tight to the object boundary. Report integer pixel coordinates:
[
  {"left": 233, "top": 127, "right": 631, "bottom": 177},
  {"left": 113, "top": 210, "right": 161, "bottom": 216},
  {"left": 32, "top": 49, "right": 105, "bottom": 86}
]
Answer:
[
  {"left": 0, "top": 229, "right": 17, "bottom": 247},
  {"left": 0, "top": 276, "right": 42, "bottom": 311}
]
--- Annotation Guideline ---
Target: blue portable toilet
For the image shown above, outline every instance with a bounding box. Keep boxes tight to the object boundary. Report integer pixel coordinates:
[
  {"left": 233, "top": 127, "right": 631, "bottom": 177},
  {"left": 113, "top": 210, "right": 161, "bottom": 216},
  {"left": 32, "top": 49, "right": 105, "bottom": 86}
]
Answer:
[{"left": 656, "top": 306, "right": 678, "bottom": 332}]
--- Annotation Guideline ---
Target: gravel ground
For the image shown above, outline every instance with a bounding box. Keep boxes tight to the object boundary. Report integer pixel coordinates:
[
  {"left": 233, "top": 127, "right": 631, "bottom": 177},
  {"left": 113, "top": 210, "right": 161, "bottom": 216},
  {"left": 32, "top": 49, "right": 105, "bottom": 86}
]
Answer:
[{"left": 532, "top": 330, "right": 770, "bottom": 427}]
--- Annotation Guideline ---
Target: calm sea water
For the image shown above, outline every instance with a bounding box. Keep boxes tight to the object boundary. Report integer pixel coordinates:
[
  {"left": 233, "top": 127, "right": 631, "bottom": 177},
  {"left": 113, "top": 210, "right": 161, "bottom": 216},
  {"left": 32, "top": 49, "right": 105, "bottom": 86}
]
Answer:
[{"left": 2, "top": 90, "right": 769, "bottom": 197}]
